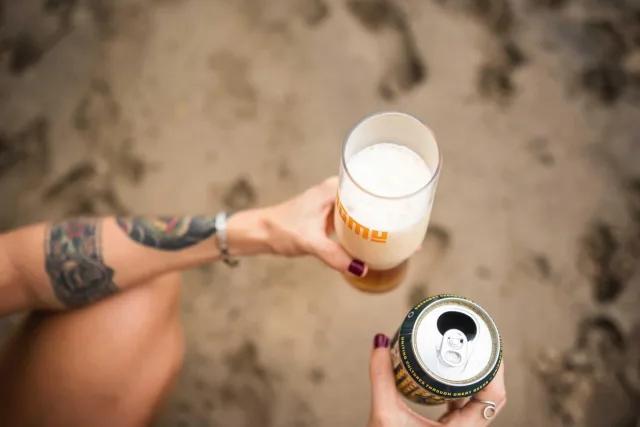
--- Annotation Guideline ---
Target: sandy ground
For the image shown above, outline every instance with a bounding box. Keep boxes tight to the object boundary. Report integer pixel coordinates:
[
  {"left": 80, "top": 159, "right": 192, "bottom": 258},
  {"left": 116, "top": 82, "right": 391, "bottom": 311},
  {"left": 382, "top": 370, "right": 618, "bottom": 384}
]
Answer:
[{"left": 1, "top": 0, "right": 640, "bottom": 426}]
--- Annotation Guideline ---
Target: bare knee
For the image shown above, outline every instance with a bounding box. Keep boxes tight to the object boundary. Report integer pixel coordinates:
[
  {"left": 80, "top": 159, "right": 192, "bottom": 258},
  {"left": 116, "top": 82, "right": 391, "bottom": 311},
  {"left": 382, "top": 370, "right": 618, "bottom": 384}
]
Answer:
[{"left": 0, "top": 273, "right": 185, "bottom": 427}]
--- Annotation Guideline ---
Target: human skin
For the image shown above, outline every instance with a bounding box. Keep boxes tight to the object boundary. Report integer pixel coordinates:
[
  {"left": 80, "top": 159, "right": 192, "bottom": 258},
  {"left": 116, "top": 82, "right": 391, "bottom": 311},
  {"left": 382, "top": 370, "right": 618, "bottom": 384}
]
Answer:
[
  {"left": 367, "top": 334, "right": 507, "bottom": 427},
  {"left": 0, "top": 177, "right": 367, "bottom": 426}
]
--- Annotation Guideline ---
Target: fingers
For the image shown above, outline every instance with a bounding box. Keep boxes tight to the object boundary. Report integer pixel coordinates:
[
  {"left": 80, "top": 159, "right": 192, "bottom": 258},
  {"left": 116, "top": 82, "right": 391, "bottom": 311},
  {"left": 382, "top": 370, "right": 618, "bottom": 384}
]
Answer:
[
  {"left": 324, "top": 203, "right": 336, "bottom": 236},
  {"left": 319, "top": 176, "right": 338, "bottom": 195},
  {"left": 307, "top": 176, "right": 369, "bottom": 276},
  {"left": 439, "top": 398, "right": 469, "bottom": 423},
  {"left": 448, "top": 363, "right": 506, "bottom": 426},
  {"left": 310, "top": 238, "right": 368, "bottom": 277},
  {"left": 447, "top": 398, "right": 469, "bottom": 412},
  {"left": 472, "top": 363, "right": 506, "bottom": 408},
  {"left": 369, "top": 334, "right": 398, "bottom": 413},
  {"left": 368, "top": 335, "right": 442, "bottom": 427},
  {"left": 311, "top": 176, "right": 339, "bottom": 205}
]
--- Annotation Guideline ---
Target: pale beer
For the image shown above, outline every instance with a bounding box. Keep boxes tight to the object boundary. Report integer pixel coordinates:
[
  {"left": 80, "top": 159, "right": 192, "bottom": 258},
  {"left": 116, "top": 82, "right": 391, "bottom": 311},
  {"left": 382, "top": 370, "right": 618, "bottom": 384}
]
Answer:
[{"left": 335, "top": 112, "right": 440, "bottom": 292}]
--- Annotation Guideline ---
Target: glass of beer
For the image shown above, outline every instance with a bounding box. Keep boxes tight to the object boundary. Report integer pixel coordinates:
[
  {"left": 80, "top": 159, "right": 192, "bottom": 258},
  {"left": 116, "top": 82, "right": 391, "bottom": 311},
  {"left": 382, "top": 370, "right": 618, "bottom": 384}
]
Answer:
[{"left": 335, "top": 112, "right": 441, "bottom": 293}]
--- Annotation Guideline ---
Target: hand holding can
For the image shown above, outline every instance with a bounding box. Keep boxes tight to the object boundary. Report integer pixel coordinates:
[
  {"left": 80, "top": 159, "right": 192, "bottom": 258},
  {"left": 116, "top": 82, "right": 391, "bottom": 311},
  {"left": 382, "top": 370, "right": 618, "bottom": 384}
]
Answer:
[
  {"left": 368, "top": 296, "right": 505, "bottom": 426},
  {"left": 368, "top": 334, "right": 506, "bottom": 426},
  {"left": 389, "top": 295, "right": 502, "bottom": 405}
]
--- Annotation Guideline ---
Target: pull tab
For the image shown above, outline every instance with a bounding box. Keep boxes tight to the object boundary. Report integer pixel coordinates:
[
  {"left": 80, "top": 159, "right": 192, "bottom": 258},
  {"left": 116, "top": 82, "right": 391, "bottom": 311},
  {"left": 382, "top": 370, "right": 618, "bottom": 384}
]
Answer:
[{"left": 438, "top": 329, "right": 468, "bottom": 367}]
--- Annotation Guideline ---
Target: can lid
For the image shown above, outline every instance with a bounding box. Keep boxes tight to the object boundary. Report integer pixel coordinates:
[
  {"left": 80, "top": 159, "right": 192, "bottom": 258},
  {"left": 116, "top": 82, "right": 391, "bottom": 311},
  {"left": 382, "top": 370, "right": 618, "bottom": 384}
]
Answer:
[{"left": 412, "top": 296, "right": 500, "bottom": 386}]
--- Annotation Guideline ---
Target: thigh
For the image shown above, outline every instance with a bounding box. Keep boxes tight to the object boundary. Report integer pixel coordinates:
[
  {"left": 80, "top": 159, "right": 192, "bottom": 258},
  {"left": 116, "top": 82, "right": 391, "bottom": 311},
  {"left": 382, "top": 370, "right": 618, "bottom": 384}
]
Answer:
[{"left": 0, "top": 273, "right": 185, "bottom": 427}]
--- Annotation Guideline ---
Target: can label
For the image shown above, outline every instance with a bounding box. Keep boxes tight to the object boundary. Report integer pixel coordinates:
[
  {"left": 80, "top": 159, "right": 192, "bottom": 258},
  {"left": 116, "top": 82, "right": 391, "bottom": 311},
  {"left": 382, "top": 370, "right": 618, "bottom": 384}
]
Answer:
[
  {"left": 390, "top": 294, "right": 502, "bottom": 405},
  {"left": 391, "top": 332, "right": 446, "bottom": 404}
]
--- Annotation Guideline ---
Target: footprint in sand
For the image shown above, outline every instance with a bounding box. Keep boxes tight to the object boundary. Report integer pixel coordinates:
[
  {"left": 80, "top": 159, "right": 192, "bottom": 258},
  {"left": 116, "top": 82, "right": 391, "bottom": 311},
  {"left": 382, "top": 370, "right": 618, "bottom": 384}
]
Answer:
[
  {"left": 0, "top": 117, "right": 50, "bottom": 179},
  {"left": 222, "top": 177, "right": 257, "bottom": 211},
  {"left": 346, "top": 0, "right": 426, "bottom": 100}
]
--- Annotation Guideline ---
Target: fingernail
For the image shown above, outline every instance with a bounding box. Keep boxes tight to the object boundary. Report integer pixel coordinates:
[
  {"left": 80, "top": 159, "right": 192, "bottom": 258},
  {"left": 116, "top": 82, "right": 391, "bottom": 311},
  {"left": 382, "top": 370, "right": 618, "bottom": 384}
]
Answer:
[
  {"left": 348, "top": 259, "right": 367, "bottom": 277},
  {"left": 373, "top": 333, "right": 390, "bottom": 349}
]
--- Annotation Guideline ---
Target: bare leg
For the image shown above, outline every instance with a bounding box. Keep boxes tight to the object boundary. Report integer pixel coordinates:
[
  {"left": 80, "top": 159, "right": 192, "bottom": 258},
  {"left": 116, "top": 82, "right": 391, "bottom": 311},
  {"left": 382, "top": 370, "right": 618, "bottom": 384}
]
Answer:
[{"left": 0, "top": 273, "right": 184, "bottom": 427}]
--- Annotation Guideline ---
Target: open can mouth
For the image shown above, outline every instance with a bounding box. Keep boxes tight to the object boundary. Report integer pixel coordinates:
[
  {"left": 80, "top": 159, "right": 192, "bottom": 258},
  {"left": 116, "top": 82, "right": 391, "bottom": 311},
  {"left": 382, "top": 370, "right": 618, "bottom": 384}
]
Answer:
[
  {"left": 411, "top": 296, "right": 501, "bottom": 387},
  {"left": 391, "top": 294, "right": 502, "bottom": 404}
]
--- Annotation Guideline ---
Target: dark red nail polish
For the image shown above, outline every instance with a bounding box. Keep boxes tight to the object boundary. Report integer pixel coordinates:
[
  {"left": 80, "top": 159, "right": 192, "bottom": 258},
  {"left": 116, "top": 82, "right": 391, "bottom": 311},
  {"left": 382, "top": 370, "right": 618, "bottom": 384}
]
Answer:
[
  {"left": 373, "top": 333, "right": 390, "bottom": 349},
  {"left": 348, "top": 259, "right": 366, "bottom": 277}
]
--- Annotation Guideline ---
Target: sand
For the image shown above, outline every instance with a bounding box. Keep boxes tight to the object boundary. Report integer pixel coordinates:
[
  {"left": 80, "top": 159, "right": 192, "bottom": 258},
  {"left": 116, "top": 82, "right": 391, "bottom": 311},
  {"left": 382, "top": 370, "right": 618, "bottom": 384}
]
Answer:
[{"left": 0, "top": 0, "right": 639, "bottom": 426}]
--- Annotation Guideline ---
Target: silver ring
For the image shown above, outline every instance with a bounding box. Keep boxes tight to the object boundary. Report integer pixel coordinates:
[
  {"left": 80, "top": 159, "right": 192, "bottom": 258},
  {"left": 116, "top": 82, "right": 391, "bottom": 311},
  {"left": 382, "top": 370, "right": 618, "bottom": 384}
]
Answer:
[{"left": 471, "top": 397, "right": 497, "bottom": 420}]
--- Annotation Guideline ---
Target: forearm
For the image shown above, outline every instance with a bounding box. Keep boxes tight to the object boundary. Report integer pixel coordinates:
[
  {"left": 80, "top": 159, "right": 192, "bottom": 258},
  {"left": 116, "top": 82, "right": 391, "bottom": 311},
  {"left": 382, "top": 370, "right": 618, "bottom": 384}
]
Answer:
[
  {"left": 105, "top": 209, "right": 272, "bottom": 288},
  {"left": 0, "top": 209, "right": 272, "bottom": 315}
]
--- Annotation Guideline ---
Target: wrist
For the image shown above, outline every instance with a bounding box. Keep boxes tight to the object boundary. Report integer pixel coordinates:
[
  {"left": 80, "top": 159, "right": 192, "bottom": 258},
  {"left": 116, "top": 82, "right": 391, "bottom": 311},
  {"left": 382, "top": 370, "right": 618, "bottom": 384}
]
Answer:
[{"left": 225, "top": 208, "right": 273, "bottom": 257}]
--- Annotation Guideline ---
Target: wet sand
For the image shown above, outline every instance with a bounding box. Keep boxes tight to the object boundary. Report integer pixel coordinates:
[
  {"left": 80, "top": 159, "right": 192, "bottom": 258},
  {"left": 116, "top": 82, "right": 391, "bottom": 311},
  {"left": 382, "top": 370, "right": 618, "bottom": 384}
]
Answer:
[{"left": 0, "top": 1, "right": 639, "bottom": 426}]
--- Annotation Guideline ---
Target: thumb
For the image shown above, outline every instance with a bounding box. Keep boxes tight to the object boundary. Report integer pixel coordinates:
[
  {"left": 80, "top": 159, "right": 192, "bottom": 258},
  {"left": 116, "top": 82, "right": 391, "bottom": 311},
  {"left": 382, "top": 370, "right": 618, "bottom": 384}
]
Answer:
[
  {"left": 311, "top": 237, "right": 368, "bottom": 277},
  {"left": 369, "top": 334, "right": 398, "bottom": 413}
]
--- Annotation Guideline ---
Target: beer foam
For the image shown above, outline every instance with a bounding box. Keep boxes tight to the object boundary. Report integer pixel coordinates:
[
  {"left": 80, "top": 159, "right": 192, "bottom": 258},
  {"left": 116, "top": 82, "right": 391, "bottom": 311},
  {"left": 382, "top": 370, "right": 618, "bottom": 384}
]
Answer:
[
  {"left": 348, "top": 142, "right": 431, "bottom": 198},
  {"left": 341, "top": 142, "right": 432, "bottom": 231}
]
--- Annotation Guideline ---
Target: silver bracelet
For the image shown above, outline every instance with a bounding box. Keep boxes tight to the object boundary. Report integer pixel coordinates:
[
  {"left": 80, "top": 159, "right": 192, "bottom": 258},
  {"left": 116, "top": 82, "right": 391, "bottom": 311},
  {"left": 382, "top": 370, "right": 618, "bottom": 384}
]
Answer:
[{"left": 214, "top": 212, "right": 239, "bottom": 267}]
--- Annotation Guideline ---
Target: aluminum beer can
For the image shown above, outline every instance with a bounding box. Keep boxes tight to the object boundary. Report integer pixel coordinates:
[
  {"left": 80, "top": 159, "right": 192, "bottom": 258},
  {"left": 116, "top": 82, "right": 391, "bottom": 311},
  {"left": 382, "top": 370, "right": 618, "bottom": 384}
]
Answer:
[{"left": 390, "top": 294, "right": 502, "bottom": 405}]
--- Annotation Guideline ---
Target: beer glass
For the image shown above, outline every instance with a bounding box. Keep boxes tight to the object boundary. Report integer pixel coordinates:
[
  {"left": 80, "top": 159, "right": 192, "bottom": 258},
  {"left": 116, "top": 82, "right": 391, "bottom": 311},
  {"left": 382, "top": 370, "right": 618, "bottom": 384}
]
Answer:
[{"left": 334, "top": 112, "right": 441, "bottom": 292}]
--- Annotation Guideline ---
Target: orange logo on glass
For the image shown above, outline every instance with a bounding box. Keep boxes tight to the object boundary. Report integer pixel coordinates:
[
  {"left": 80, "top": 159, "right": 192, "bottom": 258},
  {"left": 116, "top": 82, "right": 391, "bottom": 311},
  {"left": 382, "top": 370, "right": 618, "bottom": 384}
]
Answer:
[{"left": 336, "top": 195, "right": 388, "bottom": 243}]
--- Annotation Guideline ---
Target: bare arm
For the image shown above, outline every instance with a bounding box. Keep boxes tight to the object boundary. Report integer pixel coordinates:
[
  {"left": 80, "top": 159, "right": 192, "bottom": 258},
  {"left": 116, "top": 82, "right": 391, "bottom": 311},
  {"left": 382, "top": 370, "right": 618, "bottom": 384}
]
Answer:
[
  {"left": 0, "top": 210, "right": 267, "bottom": 314},
  {"left": 0, "top": 178, "right": 365, "bottom": 315}
]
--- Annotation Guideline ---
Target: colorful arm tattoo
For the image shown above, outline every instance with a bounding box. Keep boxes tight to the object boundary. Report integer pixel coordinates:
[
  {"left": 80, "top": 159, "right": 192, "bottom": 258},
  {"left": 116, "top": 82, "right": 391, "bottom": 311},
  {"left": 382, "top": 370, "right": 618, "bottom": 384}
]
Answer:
[
  {"left": 115, "top": 216, "right": 216, "bottom": 251},
  {"left": 45, "top": 219, "right": 118, "bottom": 307}
]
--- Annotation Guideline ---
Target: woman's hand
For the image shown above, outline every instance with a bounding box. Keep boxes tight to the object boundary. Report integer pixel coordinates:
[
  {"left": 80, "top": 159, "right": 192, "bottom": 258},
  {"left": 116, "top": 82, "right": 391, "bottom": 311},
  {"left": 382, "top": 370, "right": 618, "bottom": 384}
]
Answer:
[
  {"left": 228, "top": 177, "right": 368, "bottom": 277},
  {"left": 368, "top": 334, "right": 506, "bottom": 427}
]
